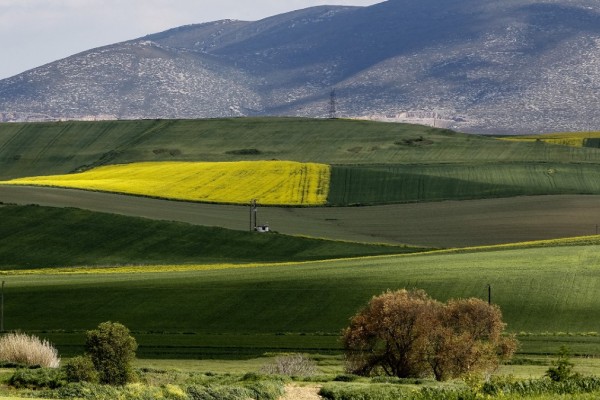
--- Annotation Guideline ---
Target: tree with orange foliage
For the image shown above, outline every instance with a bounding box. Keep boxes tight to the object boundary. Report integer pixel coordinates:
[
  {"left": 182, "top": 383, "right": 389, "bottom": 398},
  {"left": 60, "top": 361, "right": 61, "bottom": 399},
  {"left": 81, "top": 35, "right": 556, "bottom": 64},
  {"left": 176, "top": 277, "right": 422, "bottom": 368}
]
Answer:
[{"left": 342, "top": 289, "right": 517, "bottom": 381}]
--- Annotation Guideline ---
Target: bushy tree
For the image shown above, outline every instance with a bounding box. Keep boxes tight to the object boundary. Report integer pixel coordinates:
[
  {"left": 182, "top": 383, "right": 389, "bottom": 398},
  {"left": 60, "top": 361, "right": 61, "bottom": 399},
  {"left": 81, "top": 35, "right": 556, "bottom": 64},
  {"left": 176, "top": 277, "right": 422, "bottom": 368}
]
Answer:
[
  {"left": 85, "top": 321, "right": 137, "bottom": 385},
  {"left": 343, "top": 289, "right": 438, "bottom": 378},
  {"left": 342, "top": 289, "right": 517, "bottom": 381},
  {"left": 545, "top": 346, "right": 577, "bottom": 382}
]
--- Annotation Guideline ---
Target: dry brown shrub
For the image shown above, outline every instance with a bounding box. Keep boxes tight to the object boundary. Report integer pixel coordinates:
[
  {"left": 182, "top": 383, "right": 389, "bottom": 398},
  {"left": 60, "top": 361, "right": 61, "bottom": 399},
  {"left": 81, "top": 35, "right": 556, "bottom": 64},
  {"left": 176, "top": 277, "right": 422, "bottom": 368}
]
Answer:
[
  {"left": 0, "top": 332, "right": 60, "bottom": 368},
  {"left": 260, "top": 353, "right": 317, "bottom": 376}
]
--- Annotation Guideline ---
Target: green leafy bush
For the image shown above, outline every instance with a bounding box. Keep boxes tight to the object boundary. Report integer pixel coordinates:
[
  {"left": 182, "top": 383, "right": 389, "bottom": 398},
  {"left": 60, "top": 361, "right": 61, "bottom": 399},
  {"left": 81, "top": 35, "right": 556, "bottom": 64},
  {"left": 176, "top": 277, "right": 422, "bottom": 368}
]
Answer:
[
  {"left": 186, "top": 384, "right": 254, "bottom": 400},
  {"left": 333, "top": 374, "right": 360, "bottom": 382},
  {"left": 85, "top": 321, "right": 138, "bottom": 385},
  {"left": 55, "top": 382, "right": 187, "bottom": 399},
  {"left": 481, "top": 375, "right": 600, "bottom": 397},
  {"left": 185, "top": 380, "right": 284, "bottom": 400},
  {"left": 319, "top": 383, "right": 409, "bottom": 400},
  {"left": 9, "top": 367, "right": 66, "bottom": 389},
  {"left": 546, "top": 346, "right": 578, "bottom": 382},
  {"left": 244, "top": 380, "right": 285, "bottom": 400},
  {"left": 63, "top": 355, "right": 99, "bottom": 383}
]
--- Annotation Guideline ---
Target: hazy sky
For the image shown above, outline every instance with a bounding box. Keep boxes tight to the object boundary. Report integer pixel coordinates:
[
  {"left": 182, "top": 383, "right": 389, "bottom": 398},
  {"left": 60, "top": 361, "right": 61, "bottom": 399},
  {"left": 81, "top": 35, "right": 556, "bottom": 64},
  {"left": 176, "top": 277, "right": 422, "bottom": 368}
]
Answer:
[{"left": 0, "top": 0, "right": 382, "bottom": 80}]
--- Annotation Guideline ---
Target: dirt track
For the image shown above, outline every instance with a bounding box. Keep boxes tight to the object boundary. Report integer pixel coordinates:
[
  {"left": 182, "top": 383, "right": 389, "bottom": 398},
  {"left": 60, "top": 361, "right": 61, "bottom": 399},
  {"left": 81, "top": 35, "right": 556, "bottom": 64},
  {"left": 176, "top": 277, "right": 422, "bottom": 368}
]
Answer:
[{"left": 1, "top": 185, "right": 599, "bottom": 248}]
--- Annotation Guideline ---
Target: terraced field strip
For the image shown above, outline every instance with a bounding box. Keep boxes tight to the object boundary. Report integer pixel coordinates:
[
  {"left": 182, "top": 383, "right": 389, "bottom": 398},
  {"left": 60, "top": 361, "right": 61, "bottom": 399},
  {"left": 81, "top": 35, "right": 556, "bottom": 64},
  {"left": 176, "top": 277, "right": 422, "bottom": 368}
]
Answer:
[
  {"left": 1, "top": 160, "right": 331, "bottom": 206},
  {"left": 4, "top": 243, "right": 600, "bottom": 356},
  {"left": 2, "top": 186, "right": 600, "bottom": 247}
]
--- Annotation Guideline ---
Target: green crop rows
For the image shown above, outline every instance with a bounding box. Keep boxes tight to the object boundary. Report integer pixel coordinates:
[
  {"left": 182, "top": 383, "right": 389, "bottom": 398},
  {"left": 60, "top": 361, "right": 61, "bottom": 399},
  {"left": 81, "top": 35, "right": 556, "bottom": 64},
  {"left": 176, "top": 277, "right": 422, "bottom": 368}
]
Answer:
[{"left": 4, "top": 243, "right": 600, "bottom": 356}]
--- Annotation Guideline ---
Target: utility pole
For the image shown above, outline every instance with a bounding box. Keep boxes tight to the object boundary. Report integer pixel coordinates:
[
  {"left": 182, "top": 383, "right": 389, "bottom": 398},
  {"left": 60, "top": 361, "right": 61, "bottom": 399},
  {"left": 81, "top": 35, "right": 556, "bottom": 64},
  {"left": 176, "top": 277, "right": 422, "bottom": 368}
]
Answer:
[
  {"left": 487, "top": 283, "right": 492, "bottom": 305},
  {"left": 249, "top": 199, "right": 257, "bottom": 232},
  {"left": 1, "top": 281, "right": 5, "bottom": 332}
]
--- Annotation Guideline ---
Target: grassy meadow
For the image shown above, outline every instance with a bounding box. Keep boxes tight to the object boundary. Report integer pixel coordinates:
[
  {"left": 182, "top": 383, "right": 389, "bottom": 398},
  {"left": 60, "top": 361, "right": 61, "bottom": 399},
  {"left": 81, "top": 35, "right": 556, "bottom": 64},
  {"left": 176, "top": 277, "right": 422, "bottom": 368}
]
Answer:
[
  {"left": 1, "top": 239, "right": 598, "bottom": 358},
  {"left": 6, "top": 118, "right": 600, "bottom": 180},
  {"left": 328, "top": 162, "right": 600, "bottom": 204}
]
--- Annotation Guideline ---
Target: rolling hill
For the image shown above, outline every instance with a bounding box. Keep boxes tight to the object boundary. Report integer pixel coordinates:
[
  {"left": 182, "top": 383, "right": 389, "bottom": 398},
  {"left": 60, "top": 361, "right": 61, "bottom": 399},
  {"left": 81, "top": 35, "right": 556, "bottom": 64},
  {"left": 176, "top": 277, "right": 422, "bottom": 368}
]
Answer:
[
  {"left": 3, "top": 118, "right": 600, "bottom": 247},
  {"left": 3, "top": 118, "right": 600, "bottom": 206},
  {"left": 1, "top": 117, "right": 600, "bottom": 358},
  {"left": 6, "top": 239, "right": 600, "bottom": 357},
  {"left": 0, "top": 204, "right": 419, "bottom": 270}
]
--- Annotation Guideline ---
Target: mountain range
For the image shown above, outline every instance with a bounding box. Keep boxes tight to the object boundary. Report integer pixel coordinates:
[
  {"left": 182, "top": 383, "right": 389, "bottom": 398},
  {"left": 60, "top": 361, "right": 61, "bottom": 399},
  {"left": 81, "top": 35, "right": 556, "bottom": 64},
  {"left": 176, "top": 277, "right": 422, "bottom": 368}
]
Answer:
[{"left": 2, "top": 0, "right": 600, "bottom": 133}]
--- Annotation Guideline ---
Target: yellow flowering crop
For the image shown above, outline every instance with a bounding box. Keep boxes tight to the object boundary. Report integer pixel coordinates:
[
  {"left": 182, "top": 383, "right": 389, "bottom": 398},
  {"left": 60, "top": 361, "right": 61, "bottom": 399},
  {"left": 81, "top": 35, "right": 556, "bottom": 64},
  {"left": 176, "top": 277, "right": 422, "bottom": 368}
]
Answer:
[
  {"left": 500, "top": 132, "right": 600, "bottom": 148},
  {"left": 1, "top": 161, "right": 331, "bottom": 206}
]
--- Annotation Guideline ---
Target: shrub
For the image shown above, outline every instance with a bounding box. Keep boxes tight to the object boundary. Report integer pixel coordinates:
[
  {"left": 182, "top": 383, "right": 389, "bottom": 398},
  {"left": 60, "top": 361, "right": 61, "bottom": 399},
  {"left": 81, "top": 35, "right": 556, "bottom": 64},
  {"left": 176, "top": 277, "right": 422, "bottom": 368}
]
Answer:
[
  {"left": 260, "top": 353, "right": 317, "bottom": 376},
  {"left": 481, "top": 375, "right": 600, "bottom": 397},
  {"left": 225, "top": 148, "right": 262, "bottom": 155},
  {"left": 546, "top": 346, "right": 577, "bottom": 382},
  {"left": 245, "top": 381, "right": 286, "bottom": 400},
  {"left": 342, "top": 289, "right": 517, "bottom": 380},
  {"left": 85, "top": 321, "right": 138, "bottom": 385},
  {"left": 56, "top": 381, "right": 189, "bottom": 400},
  {"left": 319, "top": 383, "right": 409, "bottom": 400},
  {"left": 63, "top": 355, "right": 99, "bottom": 383},
  {"left": 9, "top": 367, "right": 66, "bottom": 389},
  {"left": 184, "top": 378, "right": 284, "bottom": 400},
  {"left": 0, "top": 332, "right": 60, "bottom": 368},
  {"left": 333, "top": 374, "right": 359, "bottom": 382},
  {"left": 186, "top": 384, "right": 255, "bottom": 400}
]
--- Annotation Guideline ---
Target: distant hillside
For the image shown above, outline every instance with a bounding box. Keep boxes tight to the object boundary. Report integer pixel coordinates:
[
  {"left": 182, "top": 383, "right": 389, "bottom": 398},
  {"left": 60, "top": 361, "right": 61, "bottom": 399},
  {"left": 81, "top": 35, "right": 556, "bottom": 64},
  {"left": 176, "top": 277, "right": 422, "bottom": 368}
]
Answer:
[
  {"left": 3, "top": 118, "right": 600, "bottom": 181},
  {"left": 2, "top": 0, "right": 600, "bottom": 133}
]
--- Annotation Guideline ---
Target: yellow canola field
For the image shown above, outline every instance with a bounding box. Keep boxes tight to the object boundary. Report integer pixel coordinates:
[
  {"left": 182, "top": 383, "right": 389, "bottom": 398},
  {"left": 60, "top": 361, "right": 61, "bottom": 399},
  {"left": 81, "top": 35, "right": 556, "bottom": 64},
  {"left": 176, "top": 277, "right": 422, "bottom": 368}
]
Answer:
[
  {"left": 2, "top": 161, "right": 331, "bottom": 206},
  {"left": 501, "top": 132, "right": 600, "bottom": 147}
]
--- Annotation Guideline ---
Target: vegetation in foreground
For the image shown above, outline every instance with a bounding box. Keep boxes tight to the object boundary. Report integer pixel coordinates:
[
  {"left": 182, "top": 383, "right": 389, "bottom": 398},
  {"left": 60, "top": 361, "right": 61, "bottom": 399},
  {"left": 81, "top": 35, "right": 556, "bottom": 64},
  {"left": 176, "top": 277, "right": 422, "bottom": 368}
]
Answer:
[
  {"left": 343, "top": 289, "right": 516, "bottom": 381},
  {"left": 0, "top": 322, "right": 597, "bottom": 400},
  {"left": 1, "top": 351, "right": 600, "bottom": 400}
]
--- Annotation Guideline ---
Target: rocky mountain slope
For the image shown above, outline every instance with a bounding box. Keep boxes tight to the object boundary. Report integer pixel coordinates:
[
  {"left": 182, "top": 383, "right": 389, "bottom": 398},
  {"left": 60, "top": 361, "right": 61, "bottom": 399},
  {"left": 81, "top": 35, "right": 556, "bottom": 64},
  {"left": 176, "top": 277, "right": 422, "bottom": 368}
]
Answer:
[{"left": 2, "top": 0, "right": 600, "bottom": 133}]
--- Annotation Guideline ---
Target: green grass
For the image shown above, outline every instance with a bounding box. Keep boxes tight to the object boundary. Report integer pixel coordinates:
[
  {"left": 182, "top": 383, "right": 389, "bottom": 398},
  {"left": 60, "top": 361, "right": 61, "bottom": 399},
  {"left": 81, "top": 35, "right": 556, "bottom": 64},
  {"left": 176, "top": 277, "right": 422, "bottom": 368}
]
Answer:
[
  {"left": 0, "top": 204, "right": 420, "bottom": 270},
  {"left": 3, "top": 187, "right": 600, "bottom": 248},
  {"left": 4, "top": 118, "right": 600, "bottom": 207},
  {"left": 3, "top": 243, "right": 600, "bottom": 357},
  {"left": 328, "top": 163, "right": 600, "bottom": 204},
  {"left": 3, "top": 118, "right": 600, "bottom": 181}
]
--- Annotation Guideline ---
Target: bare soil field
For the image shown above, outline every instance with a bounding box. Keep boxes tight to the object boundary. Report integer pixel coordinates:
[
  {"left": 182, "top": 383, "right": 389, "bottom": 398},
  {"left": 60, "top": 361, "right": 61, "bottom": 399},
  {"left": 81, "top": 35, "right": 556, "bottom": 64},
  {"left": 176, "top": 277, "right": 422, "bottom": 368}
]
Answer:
[{"left": 1, "top": 185, "right": 599, "bottom": 248}]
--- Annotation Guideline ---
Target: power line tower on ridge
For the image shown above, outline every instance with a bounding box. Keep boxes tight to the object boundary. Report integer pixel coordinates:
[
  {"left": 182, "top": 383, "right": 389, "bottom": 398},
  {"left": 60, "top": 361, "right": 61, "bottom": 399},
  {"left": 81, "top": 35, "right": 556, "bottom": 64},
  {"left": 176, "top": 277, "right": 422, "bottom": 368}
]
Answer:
[{"left": 329, "top": 88, "right": 337, "bottom": 119}]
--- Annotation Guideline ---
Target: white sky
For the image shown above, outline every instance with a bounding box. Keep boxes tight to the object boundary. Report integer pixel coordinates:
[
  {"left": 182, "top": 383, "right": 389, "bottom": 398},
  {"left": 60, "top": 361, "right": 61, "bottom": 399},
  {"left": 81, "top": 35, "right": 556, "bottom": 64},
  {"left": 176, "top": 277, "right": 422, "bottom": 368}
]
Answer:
[{"left": 0, "top": 0, "right": 382, "bottom": 80}]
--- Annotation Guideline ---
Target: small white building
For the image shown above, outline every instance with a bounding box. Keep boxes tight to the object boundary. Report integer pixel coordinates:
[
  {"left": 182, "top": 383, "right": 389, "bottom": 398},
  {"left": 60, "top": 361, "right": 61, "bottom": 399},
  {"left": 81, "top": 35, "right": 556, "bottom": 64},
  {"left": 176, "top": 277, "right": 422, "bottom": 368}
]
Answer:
[{"left": 254, "top": 224, "right": 270, "bottom": 233}]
